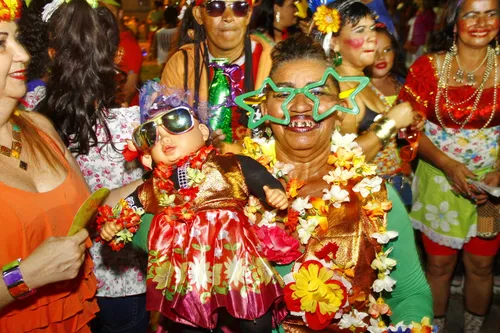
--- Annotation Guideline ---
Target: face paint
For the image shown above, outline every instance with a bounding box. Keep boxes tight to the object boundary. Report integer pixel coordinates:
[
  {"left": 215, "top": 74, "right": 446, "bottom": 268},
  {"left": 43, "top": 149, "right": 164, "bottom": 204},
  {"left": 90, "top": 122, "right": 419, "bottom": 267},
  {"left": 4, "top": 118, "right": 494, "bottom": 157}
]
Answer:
[{"left": 344, "top": 37, "right": 364, "bottom": 49}]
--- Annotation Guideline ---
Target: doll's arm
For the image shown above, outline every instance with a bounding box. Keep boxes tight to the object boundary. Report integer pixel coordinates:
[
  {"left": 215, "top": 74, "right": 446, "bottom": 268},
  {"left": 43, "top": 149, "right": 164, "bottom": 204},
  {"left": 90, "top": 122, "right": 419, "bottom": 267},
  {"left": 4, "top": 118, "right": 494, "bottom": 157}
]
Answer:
[{"left": 236, "top": 155, "right": 287, "bottom": 208}]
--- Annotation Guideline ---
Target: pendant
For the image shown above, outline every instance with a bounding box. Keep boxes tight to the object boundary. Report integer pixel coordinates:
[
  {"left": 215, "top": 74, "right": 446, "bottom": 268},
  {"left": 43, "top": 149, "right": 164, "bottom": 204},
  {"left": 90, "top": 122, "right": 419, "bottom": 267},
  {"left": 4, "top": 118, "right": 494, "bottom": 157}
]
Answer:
[
  {"left": 466, "top": 72, "right": 476, "bottom": 86},
  {"left": 453, "top": 69, "right": 464, "bottom": 83}
]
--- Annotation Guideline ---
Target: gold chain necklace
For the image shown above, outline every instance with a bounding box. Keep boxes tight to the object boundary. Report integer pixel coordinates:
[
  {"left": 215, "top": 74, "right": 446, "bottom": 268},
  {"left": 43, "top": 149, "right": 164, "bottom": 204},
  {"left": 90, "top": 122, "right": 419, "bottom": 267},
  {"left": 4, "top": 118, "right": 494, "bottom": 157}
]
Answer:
[
  {"left": 435, "top": 46, "right": 498, "bottom": 133},
  {"left": 0, "top": 119, "right": 28, "bottom": 171},
  {"left": 454, "top": 49, "right": 489, "bottom": 86}
]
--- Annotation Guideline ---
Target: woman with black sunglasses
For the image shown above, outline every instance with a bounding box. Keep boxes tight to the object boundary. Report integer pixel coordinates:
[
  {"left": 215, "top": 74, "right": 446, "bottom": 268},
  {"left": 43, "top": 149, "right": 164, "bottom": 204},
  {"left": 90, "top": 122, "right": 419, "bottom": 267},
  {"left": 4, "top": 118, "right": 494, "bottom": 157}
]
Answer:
[{"left": 161, "top": 0, "right": 273, "bottom": 144}]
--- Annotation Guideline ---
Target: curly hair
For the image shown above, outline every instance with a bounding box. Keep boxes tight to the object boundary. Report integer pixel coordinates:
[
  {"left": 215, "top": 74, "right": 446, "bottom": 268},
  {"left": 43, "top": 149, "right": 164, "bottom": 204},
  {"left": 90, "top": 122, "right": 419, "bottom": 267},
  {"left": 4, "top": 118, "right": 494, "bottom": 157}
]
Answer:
[
  {"left": 39, "top": 0, "right": 120, "bottom": 155},
  {"left": 327, "top": 0, "right": 376, "bottom": 36},
  {"left": 270, "top": 33, "right": 331, "bottom": 76},
  {"left": 17, "top": 0, "right": 51, "bottom": 82}
]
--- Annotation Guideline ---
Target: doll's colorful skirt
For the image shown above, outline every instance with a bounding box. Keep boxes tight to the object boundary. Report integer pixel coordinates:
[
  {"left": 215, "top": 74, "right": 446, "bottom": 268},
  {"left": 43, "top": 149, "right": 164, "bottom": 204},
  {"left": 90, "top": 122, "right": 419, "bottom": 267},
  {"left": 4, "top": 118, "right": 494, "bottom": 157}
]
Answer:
[{"left": 146, "top": 208, "right": 287, "bottom": 330}]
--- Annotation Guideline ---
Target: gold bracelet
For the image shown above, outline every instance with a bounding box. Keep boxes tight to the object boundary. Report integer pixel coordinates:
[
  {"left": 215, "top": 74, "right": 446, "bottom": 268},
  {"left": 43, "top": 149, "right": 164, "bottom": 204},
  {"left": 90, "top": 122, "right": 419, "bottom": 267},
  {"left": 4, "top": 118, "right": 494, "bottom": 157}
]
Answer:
[{"left": 369, "top": 116, "right": 397, "bottom": 145}]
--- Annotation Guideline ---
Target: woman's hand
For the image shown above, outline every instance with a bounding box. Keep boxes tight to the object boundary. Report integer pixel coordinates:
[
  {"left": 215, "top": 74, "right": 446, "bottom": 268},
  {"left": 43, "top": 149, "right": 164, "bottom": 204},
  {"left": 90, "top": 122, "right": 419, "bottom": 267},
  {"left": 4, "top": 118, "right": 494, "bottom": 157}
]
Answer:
[
  {"left": 100, "top": 222, "right": 124, "bottom": 241},
  {"left": 410, "top": 112, "right": 425, "bottom": 132},
  {"left": 210, "top": 129, "right": 226, "bottom": 149},
  {"left": 473, "top": 171, "right": 500, "bottom": 205},
  {"left": 441, "top": 159, "right": 477, "bottom": 198},
  {"left": 386, "top": 102, "right": 414, "bottom": 130},
  {"left": 20, "top": 229, "right": 90, "bottom": 290}
]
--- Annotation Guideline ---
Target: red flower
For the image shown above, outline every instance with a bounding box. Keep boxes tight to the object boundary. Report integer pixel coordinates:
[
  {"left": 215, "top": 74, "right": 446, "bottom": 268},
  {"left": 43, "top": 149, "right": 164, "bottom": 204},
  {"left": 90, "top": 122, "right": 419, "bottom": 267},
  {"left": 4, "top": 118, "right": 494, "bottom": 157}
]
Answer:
[
  {"left": 255, "top": 226, "right": 302, "bottom": 264},
  {"left": 178, "top": 187, "right": 199, "bottom": 201},
  {"left": 174, "top": 203, "right": 195, "bottom": 223},
  {"left": 110, "top": 240, "right": 125, "bottom": 251},
  {"left": 122, "top": 144, "right": 139, "bottom": 162},
  {"left": 190, "top": 145, "right": 215, "bottom": 169},
  {"left": 314, "top": 242, "right": 339, "bottom": 262},
  {"left": 154, "top": 163, "right": 175, "bottom": 191},
  {"left": 285, "top": 209, "right": 300, "bottom": 232}
]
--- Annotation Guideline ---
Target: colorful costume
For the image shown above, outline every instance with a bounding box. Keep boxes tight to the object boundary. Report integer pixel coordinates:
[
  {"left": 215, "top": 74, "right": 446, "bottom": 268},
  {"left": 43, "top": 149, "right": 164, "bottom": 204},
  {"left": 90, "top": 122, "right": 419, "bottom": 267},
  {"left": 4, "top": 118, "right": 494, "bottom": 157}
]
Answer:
[
  {"left": 399, "top": 55, "right": 500, "bottom": 249},
  {"left": 160, "top": 35, "right": 272, "bottom": 141},
  {"left": 0, "top": 128, "right": 98, "bottom": 333},
  {"left": 126, "top": 148, "right": 287, "bottom": 330}
]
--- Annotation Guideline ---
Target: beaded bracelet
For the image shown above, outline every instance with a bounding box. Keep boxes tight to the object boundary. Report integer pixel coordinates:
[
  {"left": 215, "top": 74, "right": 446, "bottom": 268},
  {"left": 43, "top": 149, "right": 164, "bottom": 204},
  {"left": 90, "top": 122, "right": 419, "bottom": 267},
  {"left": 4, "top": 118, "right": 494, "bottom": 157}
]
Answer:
[{"left": 369, "top": 116, "right": 397, "bottom": 145}]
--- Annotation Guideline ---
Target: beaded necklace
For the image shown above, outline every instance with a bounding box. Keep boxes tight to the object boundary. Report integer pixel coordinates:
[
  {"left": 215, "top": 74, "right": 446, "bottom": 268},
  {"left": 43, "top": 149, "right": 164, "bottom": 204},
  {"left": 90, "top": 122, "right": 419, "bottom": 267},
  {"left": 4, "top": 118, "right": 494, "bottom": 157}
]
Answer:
[{"left": 435, "top": 46, "right": 498, "bottom": 133}]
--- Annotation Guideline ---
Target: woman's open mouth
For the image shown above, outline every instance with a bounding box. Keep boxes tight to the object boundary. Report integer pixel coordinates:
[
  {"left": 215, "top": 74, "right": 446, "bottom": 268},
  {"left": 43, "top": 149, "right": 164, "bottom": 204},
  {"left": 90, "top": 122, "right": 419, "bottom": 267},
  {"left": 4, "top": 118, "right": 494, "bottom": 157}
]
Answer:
[{"left": 286, "top": 115, "right": 320, "bottom": 133}]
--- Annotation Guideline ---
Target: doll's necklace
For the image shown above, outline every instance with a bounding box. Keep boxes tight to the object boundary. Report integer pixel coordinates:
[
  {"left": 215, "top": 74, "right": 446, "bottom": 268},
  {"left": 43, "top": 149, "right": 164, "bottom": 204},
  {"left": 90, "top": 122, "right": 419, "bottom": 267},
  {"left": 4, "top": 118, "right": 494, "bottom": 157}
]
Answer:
[{"left": 0, "top": 120, "right": 28, "bottom": 171}]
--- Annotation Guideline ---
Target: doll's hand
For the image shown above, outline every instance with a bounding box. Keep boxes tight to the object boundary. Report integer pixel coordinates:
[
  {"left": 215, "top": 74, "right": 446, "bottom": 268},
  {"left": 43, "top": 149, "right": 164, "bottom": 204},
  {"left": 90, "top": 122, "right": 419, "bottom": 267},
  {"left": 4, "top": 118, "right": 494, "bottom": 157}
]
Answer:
[
  {"left": 264, "top": 186, "right": 289, "bottom": 210},
  {"left": 100, "top": 222, "right": 123, "bottom": 241}
]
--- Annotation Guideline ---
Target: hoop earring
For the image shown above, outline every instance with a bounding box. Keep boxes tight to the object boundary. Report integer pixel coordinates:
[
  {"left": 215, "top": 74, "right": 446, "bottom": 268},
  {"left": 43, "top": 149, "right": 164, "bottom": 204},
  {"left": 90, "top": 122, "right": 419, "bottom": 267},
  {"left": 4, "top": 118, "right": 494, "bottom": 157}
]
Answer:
[
  {"left": 275, "top": 11, "right": 280, "bottom": 23},
  {"left": 450, "top": 32, "right": 458, "bottom": 56},
  {"left": 332, "top": 51, "right": 342, "bottom": 67}
]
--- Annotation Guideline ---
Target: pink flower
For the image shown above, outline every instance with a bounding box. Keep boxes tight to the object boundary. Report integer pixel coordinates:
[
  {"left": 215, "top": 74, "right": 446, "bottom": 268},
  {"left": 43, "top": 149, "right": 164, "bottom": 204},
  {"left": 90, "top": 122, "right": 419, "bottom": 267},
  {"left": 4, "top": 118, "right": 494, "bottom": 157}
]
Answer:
[{"left": 255, "top": 226, "right": 302, "bottom": 264}]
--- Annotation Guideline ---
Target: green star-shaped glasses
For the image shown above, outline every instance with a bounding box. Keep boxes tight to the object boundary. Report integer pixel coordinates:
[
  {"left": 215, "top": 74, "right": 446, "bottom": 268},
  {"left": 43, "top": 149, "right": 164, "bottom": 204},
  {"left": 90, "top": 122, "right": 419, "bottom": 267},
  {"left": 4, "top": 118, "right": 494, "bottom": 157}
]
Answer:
[{"left": 235, "top": 67, "right": 370, "bottom": 129}]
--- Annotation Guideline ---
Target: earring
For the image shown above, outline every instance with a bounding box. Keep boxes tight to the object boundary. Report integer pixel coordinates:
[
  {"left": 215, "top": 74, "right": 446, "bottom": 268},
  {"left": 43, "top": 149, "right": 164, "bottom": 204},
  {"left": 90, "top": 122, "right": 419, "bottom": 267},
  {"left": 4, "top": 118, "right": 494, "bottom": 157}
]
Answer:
[
  {"left": 275, "top": 11, "right": 280, "bottom": 23},
  {"left": 332, "top": 51, "right": 342, "bottom": 67},
  {"left": 495, "top": 37, "right": 500, "bottom": 56},
  {"left": 450, "top": 32, "right": 458, "bottom": 56}
]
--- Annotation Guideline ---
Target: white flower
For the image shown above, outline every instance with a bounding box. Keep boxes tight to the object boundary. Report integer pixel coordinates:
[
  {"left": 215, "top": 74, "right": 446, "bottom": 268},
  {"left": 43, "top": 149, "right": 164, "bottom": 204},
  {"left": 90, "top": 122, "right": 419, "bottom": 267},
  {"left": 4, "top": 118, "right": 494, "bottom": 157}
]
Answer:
[
  {"left": 371, "top": 247, "right": 397, "bottom": 271},
  {"left": 323, "top": 167, "right": 355, "bottom": 186},
  {"left": 272, "top": 161, "right": 294, "bottom": 178},
  {"left": 177, "top": 5, "right": 187, "bottom": 19},
  {"left": 322, "top": 185, "right": 350, "bottom": 208},
  {"left": 224, "top": 256, "right": 245, "bottom": 286},
  {"left": 297, "top": 217, "right": 319, "bottom": 244},
  {"left": 353, "top": 177, "right": 383, "bottom": 197},
  {"left": 214, "top": 248, "right": 223, "bottom": 258},
  {"left": 331, "top": 131, "right": 359, "bottom": 153},
  {"left": 190, "top": 227, "right": 201, "bottom": 238},
  {"left": 42, "top": 0, "right": 64, "bottom": 22},
  {"left": 368, "top": 318, "right": 388, "bottom": 333},
  {"left": 174, "top": 233, "right": 184, "bottom": 246},
  {"left": 371, "top": 230, "right": 399, "bottom": 244},
  {"left": 259, "top": 210, "right": 277, "bottom": 226},
  {"left": 218, "top": 229, "right": 229, "bottom": 240},
  {"left": 412, "top": 200, "right": 423, "bottom": 212},
  {"left": 424, "top": 201, "right": 459, "bottom": 232},
  {"left": 372, "top": 270, "right": 396, "bottom": 292},
  {"left": 291, "top": 196, "right": 312, "bottom": 215},
  {"left": 434, "top": 175, "right": 452, "bottom": 192},
  {"left": 338, "top": 309, "right": 369, "bottom": 330},
  {"left": 188, "top": 257, "right": 212, "bottom": 290}
]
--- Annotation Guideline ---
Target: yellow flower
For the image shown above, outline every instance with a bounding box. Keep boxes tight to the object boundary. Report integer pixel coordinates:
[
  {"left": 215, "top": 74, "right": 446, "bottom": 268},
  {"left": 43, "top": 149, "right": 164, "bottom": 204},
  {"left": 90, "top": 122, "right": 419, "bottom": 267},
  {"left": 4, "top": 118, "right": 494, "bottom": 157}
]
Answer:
[
  {"left": 153, "top": 261, "right": 173, "bottom": 290},
  {"left": 0, "top": 0, "right": 20, "bottom": 21},
  {"left": 313, "top": 6, "right": 341, "bottom": 34},
  {"left": 290, "top": 261, "right": 347, "bottom": 315}
]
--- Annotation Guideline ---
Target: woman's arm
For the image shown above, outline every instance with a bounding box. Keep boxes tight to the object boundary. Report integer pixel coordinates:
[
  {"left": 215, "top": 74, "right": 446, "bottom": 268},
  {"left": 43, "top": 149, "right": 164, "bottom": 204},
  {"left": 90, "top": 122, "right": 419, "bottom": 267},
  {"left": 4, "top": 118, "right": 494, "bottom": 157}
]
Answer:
[
  {"left": 384, "top": 185, "right": 433, "bottom": 323},
  {"left": 0, "top": 229, "right": 89, "bottom": 310}
]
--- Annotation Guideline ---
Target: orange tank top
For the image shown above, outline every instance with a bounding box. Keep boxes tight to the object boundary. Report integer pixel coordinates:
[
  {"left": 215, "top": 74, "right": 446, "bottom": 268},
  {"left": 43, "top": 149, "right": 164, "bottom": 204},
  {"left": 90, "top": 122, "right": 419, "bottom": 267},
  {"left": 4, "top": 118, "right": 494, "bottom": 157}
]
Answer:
[{"left": 0, "top": 128, "right": 98, "bottom": 333}]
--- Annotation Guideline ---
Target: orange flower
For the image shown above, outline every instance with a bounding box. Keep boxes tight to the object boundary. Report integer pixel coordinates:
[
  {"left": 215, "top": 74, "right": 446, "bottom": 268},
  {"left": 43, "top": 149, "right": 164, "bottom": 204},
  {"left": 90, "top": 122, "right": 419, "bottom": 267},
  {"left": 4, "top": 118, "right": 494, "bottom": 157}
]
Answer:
[
  {"left": 287, "top": 178, "right": 306, "bottom": 199},
  {"left": 362, "top": 200, "right": 392, "bottom": 222},
  {"left": 285, "top": 209, "right": 300, "bottom": 232},
  {"left": 327, "top": 147, "right": 354, "bottom": 169},
  {"left": 348, "top": 286, "right": 367, "bottom": 305},
  {"left": 310, "top": 197, "right": 329, "bottom": 216}
]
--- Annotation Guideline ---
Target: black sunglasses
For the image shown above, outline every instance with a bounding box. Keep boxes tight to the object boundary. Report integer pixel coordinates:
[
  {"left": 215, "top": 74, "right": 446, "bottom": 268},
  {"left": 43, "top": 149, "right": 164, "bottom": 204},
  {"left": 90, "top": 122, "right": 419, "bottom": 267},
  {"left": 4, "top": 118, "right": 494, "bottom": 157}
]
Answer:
[
  {"left": 200, "top": 1, "right": 250, "bottom": 17},
  {"left": 132, "top": 107, "right": 196, "bottom": 152}
]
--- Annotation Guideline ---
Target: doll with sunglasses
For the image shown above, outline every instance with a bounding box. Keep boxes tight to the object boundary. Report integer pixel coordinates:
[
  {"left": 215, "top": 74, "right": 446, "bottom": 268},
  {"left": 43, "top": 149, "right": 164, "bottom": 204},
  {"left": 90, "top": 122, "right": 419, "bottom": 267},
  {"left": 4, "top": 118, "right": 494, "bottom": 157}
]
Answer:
[{"left": 98, "top": 85, "right": 288, "bottom": 332}]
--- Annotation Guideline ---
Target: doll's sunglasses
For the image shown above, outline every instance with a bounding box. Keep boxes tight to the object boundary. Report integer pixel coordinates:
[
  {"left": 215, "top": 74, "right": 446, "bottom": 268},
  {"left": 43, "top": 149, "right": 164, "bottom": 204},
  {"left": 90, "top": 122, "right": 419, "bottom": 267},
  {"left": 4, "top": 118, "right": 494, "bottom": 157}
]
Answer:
[
  {"left": 399, "top": 128, "right": 420, "bottom": 163},
  {"left": 200, "top": 1, "right": 250, "bottom": 17},
  {"left": 132, "top": 106, "right": 196, "bottom": 151}
]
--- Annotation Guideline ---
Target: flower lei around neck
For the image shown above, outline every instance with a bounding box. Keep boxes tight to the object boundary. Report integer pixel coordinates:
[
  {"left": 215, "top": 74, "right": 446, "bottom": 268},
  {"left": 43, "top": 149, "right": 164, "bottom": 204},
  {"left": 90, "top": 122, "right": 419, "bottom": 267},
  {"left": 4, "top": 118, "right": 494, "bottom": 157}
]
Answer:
[
  {"left": 95, "top": 145, "right": 216, "bottom": 251},
  {"left": 241, "top": 131, "right": 433, "bottom": 332}
]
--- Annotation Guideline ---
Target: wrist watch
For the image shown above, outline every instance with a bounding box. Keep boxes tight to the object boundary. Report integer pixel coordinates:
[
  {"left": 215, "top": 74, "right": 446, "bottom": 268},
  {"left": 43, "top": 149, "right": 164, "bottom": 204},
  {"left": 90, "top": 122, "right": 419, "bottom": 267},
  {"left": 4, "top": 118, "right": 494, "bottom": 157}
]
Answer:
[{"left": 2, "top": 258, "right": 37, "bottom": 299}]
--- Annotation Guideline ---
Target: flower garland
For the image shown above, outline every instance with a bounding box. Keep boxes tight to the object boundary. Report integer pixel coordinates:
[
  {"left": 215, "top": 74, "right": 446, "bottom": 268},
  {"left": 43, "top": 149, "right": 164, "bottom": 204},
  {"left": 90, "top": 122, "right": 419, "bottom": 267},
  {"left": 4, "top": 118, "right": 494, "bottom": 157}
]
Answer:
[
  {"left": 96, "top": 145, "right": 216, "bottom": 250},
  {"left": 241, "top": 131, "right": 433, "bottom": 332}
]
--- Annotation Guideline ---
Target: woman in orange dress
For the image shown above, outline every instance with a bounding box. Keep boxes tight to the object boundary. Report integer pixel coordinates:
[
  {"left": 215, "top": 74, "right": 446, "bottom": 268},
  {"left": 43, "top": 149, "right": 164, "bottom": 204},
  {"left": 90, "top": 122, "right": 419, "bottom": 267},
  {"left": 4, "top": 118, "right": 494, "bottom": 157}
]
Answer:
[{"left": 0, "top": 1, "right": 98, "bottom": 332}]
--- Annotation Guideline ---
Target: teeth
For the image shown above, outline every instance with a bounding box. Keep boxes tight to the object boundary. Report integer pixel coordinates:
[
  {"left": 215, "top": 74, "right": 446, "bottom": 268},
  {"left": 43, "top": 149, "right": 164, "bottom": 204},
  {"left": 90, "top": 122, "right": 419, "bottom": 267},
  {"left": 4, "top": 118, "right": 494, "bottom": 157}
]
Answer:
[{"left": 290, "top": 120, "right": 315, "bottom": 128}]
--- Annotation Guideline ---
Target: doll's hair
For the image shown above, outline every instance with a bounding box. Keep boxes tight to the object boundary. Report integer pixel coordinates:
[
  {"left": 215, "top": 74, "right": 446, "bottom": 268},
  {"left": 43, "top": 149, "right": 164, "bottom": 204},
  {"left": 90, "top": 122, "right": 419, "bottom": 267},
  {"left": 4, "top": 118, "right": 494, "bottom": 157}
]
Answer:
[{"left": 139, "top": 80, "right": 210, "bottom": 127}]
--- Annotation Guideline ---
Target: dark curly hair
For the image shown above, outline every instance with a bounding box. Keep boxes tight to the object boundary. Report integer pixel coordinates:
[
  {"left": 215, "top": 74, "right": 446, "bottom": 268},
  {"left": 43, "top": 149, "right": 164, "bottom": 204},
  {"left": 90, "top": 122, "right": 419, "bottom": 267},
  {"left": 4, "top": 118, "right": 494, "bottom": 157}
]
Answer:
[
  {"left": 270, "top": 33, "right": 331, "bottom": 76},
  {"left": 18, "top": 0, "right": 51, "bottom": 82},
  {"left": 328, "top": 0, "right": 376, "bottom": 36},
  {"left": 39, "top": 0, "right": 120, "bottom": 155}
]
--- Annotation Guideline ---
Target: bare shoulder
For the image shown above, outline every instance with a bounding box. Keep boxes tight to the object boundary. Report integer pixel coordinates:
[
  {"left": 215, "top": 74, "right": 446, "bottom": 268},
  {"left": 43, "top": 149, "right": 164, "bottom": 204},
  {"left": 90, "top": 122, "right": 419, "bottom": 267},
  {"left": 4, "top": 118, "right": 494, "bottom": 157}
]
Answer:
[{"left": 23, "top": 112, "right": 66, "bottom": 152}]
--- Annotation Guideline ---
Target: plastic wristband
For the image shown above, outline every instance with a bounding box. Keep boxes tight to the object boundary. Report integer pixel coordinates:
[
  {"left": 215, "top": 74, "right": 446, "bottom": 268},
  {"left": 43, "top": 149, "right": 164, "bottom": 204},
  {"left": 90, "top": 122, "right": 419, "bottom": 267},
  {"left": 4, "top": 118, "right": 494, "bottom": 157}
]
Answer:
[{"left": 2, "top": 259, "right": 36, "bottom": 300}]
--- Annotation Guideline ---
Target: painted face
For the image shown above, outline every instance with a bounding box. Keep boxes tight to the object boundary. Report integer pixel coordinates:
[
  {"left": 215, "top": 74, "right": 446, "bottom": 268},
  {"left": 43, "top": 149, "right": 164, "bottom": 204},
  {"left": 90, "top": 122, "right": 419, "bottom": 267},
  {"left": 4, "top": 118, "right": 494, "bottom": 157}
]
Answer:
[
  {"left": 148, "top": 121, "right": 210, "bottom": 166},
  {"left": 370, "top": 31, "right": 395, "bottom": 79},
  {"left": 332, "top": 16, "right": 377, "bottom": 70},
  {"left": 261, "top": 59, "right": 343, "bottom": 154},
  {"left": 195, "top": 0, "right": 252, "bottom": 54},
  {"left": 0, "top": 21, "right": 29, "bottom": 102},
  {"left": 456, "top": 0, "right": 499, "bottom": 48},
  {"left": 276, "top": 0, "right": 298, "bottom": 28}
]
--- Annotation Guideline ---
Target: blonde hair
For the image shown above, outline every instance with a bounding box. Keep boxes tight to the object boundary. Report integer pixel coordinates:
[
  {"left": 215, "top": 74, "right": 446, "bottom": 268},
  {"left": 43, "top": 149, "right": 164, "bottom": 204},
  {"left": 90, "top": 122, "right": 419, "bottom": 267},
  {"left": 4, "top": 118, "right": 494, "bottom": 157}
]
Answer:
[{"left": 13, "top": 111, "right": 65, "bottom": 173}]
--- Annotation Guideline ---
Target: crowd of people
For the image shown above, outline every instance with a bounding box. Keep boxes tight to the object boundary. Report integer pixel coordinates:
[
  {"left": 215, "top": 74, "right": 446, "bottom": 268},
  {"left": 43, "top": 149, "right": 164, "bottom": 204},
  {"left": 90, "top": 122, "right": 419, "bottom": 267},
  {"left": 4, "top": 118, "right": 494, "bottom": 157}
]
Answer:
[{"left": 0, "top": 0, "right": 499, "bottom": 333}]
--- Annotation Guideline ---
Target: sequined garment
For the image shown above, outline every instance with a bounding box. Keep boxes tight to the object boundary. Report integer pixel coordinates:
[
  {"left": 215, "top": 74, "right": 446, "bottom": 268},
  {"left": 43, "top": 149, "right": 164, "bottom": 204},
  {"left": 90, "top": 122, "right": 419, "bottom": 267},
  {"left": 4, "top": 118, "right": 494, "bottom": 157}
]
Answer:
[
  {"left": 143, "top": 152, "right": 286, "bottom": 329},
  {"left": 281, "top": 184, "right": 388, "bottom": 332}
]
